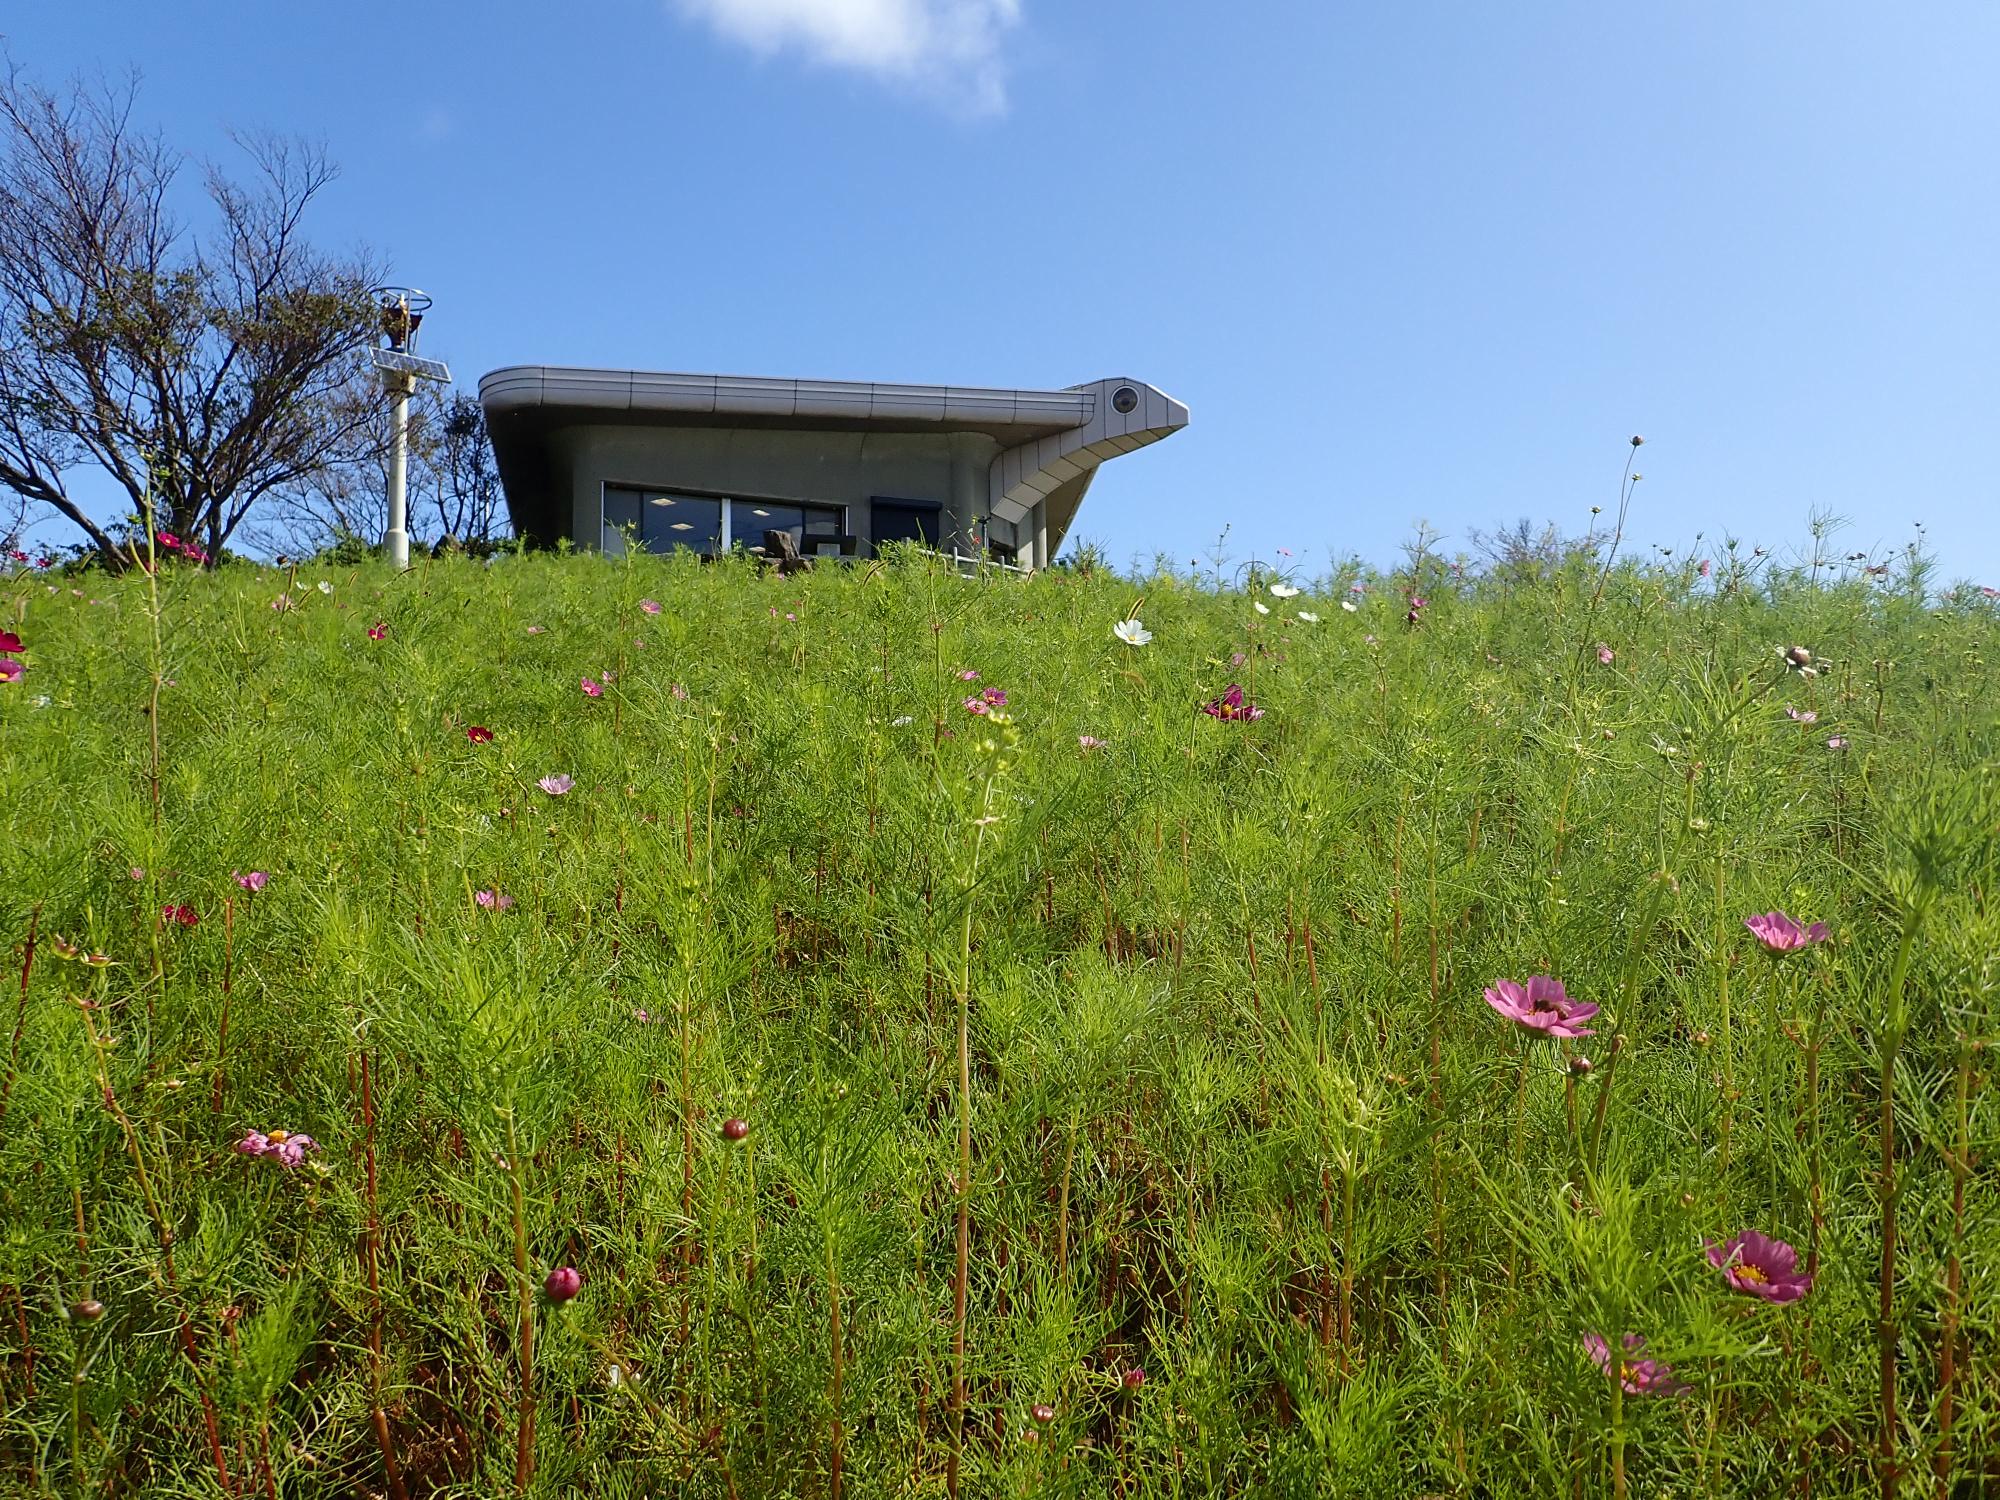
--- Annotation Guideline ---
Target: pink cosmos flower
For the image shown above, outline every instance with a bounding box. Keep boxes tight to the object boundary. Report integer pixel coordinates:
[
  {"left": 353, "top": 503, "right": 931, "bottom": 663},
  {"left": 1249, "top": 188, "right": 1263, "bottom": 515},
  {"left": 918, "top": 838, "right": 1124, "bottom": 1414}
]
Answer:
[
  {"left": 1827, "top": 736, "right": 1849, "bottom": 751},
  {"left": 958, "top": 669, "right": 980, "bottom": 681},
  {"left": 1584, "top": 1333, "right": 1687, "bottom": 1396},
  {"left": 1743, "top": 912, "right": 1828, "bottom": 953},
  {"left": 670, "top": 683, "right": 689, "bottom": 701},
  {"left": 271, "top": 595, "right": 293, "bottom": 612},
  {"left": 1785, "top": 706, "right": 1817, "bottom": 724},
  {"left": 982, "top": 687, "right": 1007, "bottom": 707},
  {"left": 1200, "top": 684, "right": 1265, "bottom": 722},
  {"left": 474, "top": 890, "right": 515, "bottom": 911},
  {"left": 1596, "top": 644, "right": 1615, "bottom": 665},
  {"left": 233, "top": 871, "right": 269, "bottom": 893},
  {"left": 1699, "top": 559, "right": 1713, "bottom": 578},
  {"left": 1985, "top": 587, "right": 1999, "bottom": 600},
  {"left": 161, "top": 903, "right": 199, "bottom": 929},
  {"left": 1078, "top": 735, "right": 1108, "bottom": 752},
  {"left": 639, "top": 599, "right": 662, "bottom": 615},
  {"left": 526, "top": 625, "right": 545, "bottom": 635},
  {"left": 467, "top": 725, "right": 494, "bottom": 744},
  {"left": 235, "top": 1129, "right": 318, "bottom": 1168},
  {"left": 0, "top": 658, "right": 21, "bottom": 685},
  {"left": 1482, "top": 976, "right": 1598, "bottom": 1038},
  {"left": 963, "top": 696, "right": 991, "bottom": 716},
  {"left": 157, "top": 531, "right": 181, "bottom": 550},
  {"left": 581, "top": 677, "right": 604, "bottom": 698},
  {"left": 368, "top": 623, "right": 388, "bottom": 641},
  {"left": 0, "top": 629, "right": 22, "bottom": 654},
  {"left": 1230, "top": 651, "right": 1248, "bottom": 667},
  {"left": 1706, "top": 1231, "right": 1813, "bottom": 1303},
  {"left": 538, "top": 774, "right": 574, "bottom": 796},
  {"left": 129, "top": 867, "right": 145, "bottom": 881}
]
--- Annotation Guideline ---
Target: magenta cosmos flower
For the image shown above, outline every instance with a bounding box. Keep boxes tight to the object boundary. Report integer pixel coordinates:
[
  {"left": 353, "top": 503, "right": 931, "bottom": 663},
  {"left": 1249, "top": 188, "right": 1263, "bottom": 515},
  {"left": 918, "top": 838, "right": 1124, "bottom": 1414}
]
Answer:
[
  {"left": 1584, "top": 1332, "right": 1687, "bottom": 1396},
  {"left": 474, "top": 890, "right": 515, "bottom": 911},
  {"left": 1744, "top": 912, "right": 1828, "bottom": 953},
  {"left": 581, "top": 676, "right": 604, "bottom": 698},
  {"left": 538, "top": 774, "right": 574, "bottom": 796},
  {"left": 0, "top": 658, "right": 21, "bottom": 685},
  {"left": 368, "top": 622, "right": 388, "bottom": 640},
  {"left": 0, "top": 629, "right": 22, "bottom": 654},
  {"left": 233, "top": 870, "right": 269, "bottom": 893},
  {"left": 639, "top": 598, "right": 662, "bottom": 615},
  {"left": 467, "top": 725, "right": 494, "bottom": 744},
  {"left": 1201, "top": 684, "right": 1265, "bottom": 722},
  {"left": 236, "top": 1129, "right": 318, "bottom": 1168},
  {"left": 1706, "top": 1231, "right": 1813, "bottom": 1304},
  {"left": 1483, "top": 976, "right": 1598, "bottom": 1038}
]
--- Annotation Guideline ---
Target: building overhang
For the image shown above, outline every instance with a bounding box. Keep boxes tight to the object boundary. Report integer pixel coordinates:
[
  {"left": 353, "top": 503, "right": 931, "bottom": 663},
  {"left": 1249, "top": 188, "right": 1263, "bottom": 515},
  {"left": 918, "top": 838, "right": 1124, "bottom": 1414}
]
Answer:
[{"left": 479, "top": 364, "right": 1189, "bottom": 550}]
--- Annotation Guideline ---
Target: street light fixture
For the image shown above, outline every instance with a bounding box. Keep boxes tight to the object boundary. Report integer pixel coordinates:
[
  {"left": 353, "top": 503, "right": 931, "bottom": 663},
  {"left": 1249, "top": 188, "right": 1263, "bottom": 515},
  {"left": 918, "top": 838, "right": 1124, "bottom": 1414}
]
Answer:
[{"left": 367, "top": 287, "right": 450, "bottom": 571}]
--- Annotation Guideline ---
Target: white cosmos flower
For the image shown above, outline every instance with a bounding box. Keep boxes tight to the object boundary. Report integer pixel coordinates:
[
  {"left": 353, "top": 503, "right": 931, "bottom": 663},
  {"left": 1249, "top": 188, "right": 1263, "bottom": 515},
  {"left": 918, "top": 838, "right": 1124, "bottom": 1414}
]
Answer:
[
  {"left": 1341, "top": 600, "right": 1358, "bottom": 613},
  {"left": 1269, "top": 584, "right": 1300, "bottom": 598},
  {"left": 891, "top": 715, "right": 914, "bottom": 726},
  {"left": 1252, "top": 601, "right": 1270, "bottom": 615},
  {"left": 317, "top": 580, "right": 333, "bottom": 595},
  {"left": 1113, "top": 619, "right": 1153, "bottom": 646},
  {"left": 1296, "top": 611, "right": 1319, "bottom": 623}
]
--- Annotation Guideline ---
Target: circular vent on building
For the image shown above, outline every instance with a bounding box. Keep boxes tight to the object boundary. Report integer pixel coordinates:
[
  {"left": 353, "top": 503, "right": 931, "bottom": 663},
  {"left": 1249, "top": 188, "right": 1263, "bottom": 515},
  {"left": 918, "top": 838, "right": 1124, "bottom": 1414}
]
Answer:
[{"left": 1112, "top": 385, "right": 1139, "bottom": 414}]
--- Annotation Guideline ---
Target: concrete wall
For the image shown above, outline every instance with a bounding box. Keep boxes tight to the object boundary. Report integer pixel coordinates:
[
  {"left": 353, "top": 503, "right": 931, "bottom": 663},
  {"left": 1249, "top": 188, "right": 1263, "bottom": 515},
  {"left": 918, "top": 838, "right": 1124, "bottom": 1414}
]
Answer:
[{"left": 549, "top": 423, "right": 1019, "bottom": 561}]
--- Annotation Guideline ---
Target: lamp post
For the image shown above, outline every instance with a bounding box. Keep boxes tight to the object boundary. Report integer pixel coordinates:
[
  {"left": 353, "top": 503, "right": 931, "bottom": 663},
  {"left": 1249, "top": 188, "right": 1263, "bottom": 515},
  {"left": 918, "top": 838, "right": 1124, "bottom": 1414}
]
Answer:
[{"left": 368, "top": 288, "right": 450, "bottom": 570}]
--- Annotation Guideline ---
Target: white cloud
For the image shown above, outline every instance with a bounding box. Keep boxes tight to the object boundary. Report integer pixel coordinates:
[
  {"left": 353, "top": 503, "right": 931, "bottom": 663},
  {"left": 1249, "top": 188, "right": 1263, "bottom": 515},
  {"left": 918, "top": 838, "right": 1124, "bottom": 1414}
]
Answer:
[{"left": 673, "top": 0, "right": 1021, "bottom": 114}]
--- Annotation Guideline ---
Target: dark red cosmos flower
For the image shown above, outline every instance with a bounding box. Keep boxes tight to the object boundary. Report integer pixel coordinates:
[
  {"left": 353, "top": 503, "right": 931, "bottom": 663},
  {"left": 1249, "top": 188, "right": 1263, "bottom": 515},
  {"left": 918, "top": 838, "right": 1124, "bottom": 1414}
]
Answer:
[
  {"left": 0, "top": 630, "right": 21, "bottom": 654},
  {"left": 467, "top": 725, "right": 494, "bottom": 744},
  {"left": 1200, "top": 684, "right": 1264, "bottom": 722},
  {"left": 161, "top": 904, "right": 199, "bottom": 928}
]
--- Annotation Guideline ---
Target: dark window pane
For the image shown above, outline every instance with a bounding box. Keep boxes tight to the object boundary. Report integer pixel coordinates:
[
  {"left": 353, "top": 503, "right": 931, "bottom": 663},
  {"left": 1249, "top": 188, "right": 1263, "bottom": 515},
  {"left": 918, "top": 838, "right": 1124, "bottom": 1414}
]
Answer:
[
  {"left": 872, "top": 500, "right": 939, "bottom": 550},
  {"left": 732, "top": 500, "right": 843, "bottom": 551},
  {"left": 640, "top": 492, "right": 722, "bottom": 554}
]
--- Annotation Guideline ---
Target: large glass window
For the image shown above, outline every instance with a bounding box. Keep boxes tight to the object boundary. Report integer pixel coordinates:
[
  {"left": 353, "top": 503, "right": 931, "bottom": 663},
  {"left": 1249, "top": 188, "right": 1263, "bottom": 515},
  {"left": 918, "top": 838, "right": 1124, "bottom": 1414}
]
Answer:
[
  {"left": 603, "top": 486, "right": 724, "bottom": 555},
  {"left": 730, "top": 499, "right": 843, "bottom": 552}
]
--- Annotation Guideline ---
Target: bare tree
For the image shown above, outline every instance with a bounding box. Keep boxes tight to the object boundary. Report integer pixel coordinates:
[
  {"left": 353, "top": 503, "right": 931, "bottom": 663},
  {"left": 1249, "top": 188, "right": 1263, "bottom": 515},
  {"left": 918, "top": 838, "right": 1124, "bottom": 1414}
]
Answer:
[
  {"left": 0, "top": 60, "right": 382, "bottom": 564},
  {"left": 252, "top": 384, "right": 507, "bottom": 558}
]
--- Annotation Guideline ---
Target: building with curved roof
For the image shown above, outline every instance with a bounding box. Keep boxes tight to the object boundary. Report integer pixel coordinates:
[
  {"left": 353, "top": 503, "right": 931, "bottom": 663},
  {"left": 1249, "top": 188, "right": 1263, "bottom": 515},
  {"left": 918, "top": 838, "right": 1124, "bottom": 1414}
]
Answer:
[{"left": 479, "top": 365, "right": 1188, "bottom": 567}]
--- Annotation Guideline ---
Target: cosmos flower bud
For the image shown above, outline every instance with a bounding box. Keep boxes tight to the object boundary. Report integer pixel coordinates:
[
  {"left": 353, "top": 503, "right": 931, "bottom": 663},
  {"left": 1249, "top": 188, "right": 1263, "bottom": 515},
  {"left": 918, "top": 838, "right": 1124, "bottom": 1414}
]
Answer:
[
  {"left": 1031, "top": 1403, "right": 1055, "bottom": 1425},
  {"left": 1123, "top": 1368, "right": 1146, "bottom": 1391},
  {"left": 722, "top": 1117, "right": 749, "bottom": 1142},
  {"left": 1567, "top": 1054, "right": 1594, "bottom": 1076},
  {"left": 71, "top": 1298, "right": 104, "bottom": 1323},
  {"left": 544, "top": 1266, "right": 582, "bottom": 1303},
  {"left": 1630, "top": 435, "right": 1645, "bottom": 447}
]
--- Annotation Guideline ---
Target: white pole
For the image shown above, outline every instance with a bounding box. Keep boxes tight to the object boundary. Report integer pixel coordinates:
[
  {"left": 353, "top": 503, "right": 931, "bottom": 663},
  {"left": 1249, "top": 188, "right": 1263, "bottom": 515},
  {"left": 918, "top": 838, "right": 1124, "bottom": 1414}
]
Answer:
[{"left": 386, "top": 373, "right": 412, "bottom": 569}]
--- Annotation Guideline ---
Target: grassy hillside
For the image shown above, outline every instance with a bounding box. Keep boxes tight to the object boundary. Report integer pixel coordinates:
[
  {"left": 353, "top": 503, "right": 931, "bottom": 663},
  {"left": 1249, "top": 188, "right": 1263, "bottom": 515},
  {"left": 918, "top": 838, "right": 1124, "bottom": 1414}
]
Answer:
[{"left": 1, "top": 545, "right": 1996, "bottom": 1497}]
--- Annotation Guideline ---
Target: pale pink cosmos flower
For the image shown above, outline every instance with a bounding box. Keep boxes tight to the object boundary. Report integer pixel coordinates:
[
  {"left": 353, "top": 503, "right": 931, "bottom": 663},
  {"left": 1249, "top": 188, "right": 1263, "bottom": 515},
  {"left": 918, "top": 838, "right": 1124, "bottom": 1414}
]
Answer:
[
  {"left": 640, "top": 599, "right": 662, "bottom": 615},
  {"left": 957, "top": 669, "right": 980, "bottom": 681},
  {"left": 0, "top": 658, "right": 22, "bottom": 685},
  {"left": 526, "top": 625, "right": 545, "bottom": 635},
  {"left": 581, "top": 677, "right": 604, "bottom": 698},
  {"left": 1596, "top": 644, "right": 1615, "bottom": 665},
  {"left": 1706, "top": 1231, "right": 1813, "bottom": 1303},
  {"left": 963, "top": 696, "right": 991, "bottom": 716},
  {"left": 1078, "top": 735, "right": 1108, "bottom": 752},
  {"left": 233, "top": 871, "right": 269, "bottom": 893},
  {"left": 1744, "top": 912, "right": 1827, "bottom": 953},
  {"left": 1584, "top": 1333, "right": 1688, "bottom": 1396},
  {"left": 1827, "top": 736, "right": 1849, "bottom": 751},
  {"left": 474, "top": 890, "right": 515, "bottom": 911},
  {"left": 671, "top": 683, "right": 689, "bottom": 701},
  {"left": 1785, "top": 705, "right": 1817, "bottom": 724},
  {"left": 1482, "top": 976, "right": 1598, "bottom": 1038},
  {"left": 1699, "top": 559, "right": 1713, "bottom": 578},
  {"left": 128, "top": 867, "right": 145, "bottom": 881},
  {"left": 538, "top": 774, "right": 574, "bottom": 796}
]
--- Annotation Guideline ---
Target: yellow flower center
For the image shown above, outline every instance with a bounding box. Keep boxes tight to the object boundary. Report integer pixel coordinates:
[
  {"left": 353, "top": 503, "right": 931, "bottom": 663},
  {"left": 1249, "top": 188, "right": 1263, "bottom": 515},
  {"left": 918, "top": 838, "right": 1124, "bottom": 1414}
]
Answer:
[
  {"left": 1735, "top": 1263, "right": 1767, "bottom": 1284},
  {"left": 267, "top": 1130, "right": 289, "bottom": 1145}
]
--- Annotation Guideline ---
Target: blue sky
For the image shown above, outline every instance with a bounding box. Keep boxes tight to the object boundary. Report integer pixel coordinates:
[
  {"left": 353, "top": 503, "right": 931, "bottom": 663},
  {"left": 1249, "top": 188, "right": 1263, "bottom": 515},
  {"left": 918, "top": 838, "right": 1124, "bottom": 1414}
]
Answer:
[{"left": 7, "top": 2, "right": 1998, "bottom": 579}]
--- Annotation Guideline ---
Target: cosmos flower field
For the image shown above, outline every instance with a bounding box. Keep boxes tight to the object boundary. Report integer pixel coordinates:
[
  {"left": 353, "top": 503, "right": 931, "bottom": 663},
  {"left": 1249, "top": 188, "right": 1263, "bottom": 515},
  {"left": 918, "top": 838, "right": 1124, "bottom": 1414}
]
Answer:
[{"left": 1, "top": 543, "right": 1996, "bottom": 1497}]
